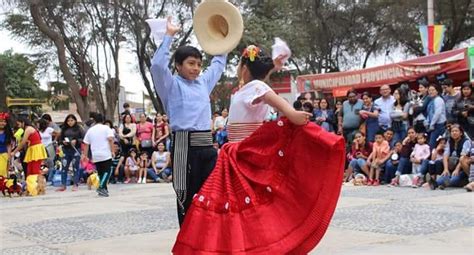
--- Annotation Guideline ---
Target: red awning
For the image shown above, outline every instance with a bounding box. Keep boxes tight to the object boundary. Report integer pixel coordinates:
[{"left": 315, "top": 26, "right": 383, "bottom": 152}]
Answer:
[
  {"left": 270, "top": 74, "right": 292, "bottom": 94},
  {"left": 296, "top": 48, "right": 468, "bottom": 93}
]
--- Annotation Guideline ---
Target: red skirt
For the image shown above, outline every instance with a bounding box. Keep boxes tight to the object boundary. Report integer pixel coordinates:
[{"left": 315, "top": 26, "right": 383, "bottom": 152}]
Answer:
[{"left": 173, "top": 119, "right": 345, "bottom": 254}]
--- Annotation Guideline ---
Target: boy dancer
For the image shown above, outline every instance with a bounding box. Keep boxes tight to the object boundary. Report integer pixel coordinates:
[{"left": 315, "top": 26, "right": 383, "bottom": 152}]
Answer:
[{"left": 150, "top": 17, "right": 227, "bottom": 225}]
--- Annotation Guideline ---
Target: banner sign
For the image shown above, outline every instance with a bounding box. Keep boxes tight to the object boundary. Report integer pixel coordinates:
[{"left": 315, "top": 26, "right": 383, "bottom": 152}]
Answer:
[{"left": 296, "top": 48, "right": 467, "bottom": 92}]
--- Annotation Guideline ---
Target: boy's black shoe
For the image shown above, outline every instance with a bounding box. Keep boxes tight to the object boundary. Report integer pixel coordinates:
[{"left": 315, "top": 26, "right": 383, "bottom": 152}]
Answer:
[{"left": 97, "top": 188, "right": 109, "bottom": 197}]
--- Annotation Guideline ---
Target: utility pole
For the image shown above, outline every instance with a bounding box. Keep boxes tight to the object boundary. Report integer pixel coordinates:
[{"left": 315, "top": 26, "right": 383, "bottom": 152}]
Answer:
[{"left": 427, "top": 0, "right": 434, "bottom": 25}]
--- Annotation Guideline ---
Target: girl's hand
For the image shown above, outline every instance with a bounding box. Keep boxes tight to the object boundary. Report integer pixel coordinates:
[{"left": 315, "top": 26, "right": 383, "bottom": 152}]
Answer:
[
  {"left": 452, "top": 169, "right": 460, "bottom": 177},
  {"left": 273, "top": 54, "right": 288, "bottom": 72},
  {"left": 288, "top": 110, "right": 312, "bottom": 125},
  {"left": 441, "top": 170, "right": 450, "bottom": 177},
  {"left": 165, "top": 16, "right": 180, "bottom": 36}
]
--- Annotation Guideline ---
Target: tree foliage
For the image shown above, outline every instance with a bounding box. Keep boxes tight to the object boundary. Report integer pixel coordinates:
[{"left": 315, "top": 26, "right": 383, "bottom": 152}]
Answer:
[
  {"left": 0, "top": 50, "right": 41, "bottom": 98},
  {"left": 2, "top": 0, "right": 472, "bottom": 116},
  {"left": 243, "top": 0, "right": 474, "bottom": 73}
]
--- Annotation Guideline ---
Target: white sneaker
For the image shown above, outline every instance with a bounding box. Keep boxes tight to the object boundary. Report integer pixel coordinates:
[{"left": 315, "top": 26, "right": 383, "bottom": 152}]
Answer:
[
  {"left": 138, "top": 178, "right": 143, "bottom": 184},
  {"left": 142, "top": 178, "right": 147, "bottom": 184}
]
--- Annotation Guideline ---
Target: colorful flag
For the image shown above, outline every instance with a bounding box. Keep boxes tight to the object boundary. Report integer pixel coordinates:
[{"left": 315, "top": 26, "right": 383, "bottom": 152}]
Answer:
[
  {"left": 419, "top": 25, "right": 446, "bottom": 55},
  {"left": 469, "top": 47, "right": 474, "bottom": 82}
]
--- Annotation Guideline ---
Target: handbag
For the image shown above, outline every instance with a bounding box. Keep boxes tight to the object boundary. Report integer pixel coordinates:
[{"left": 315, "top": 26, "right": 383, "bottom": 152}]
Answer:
[
  {"left": 448, "top": 156, "right": 459, "bottom": 171},
  {"left": 141, "top": 139, "right": 153, "bottom": 148}
]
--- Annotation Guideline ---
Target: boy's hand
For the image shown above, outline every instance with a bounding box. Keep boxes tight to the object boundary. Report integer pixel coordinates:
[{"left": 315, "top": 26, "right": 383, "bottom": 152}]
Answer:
[{"left": 165, "top": 16, "right": 180, "bottom": 36}]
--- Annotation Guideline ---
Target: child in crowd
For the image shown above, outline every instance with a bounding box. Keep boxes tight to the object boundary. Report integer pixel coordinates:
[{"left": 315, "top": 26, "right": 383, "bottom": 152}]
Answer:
[
  {"left": 410, "top": 133, "right": 431, "bottom": 185},
  {"left": 137, "top": 151, "right": 149, "bottom": 184},
  {"left": 383, "top": 141, "right": 403, "bottom": 183},
  {"left": 124, "top": 149, "right": 138, "bottom": 183},
  {"left": 366, "top": 131, "right": 390, "bottom": 186},
  {"left": 110, "top": 143, "right": 124, "bottom": 184}
]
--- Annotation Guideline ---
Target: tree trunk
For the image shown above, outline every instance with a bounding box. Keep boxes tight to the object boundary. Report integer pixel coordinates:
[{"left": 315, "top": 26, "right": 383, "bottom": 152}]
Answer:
[{"left": 29, "top": 0, "right": 90, "bottom": 120}]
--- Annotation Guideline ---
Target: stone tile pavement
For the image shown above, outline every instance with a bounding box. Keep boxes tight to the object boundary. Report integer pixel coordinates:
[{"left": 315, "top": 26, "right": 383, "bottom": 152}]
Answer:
[{"left": 0, "top": 183, "right": 472, "bottom": 254}]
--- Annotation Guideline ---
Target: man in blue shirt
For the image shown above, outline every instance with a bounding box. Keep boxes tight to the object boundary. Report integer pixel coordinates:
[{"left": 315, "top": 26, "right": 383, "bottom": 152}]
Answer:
[{"left": 150, "top": 17, "right": 227, "bottom": 225}]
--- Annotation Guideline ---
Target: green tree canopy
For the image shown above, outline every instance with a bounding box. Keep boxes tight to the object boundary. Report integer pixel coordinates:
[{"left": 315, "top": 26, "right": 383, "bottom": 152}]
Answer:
[{"left": 0, "top": 49, "right": 41, "bottom": 98}]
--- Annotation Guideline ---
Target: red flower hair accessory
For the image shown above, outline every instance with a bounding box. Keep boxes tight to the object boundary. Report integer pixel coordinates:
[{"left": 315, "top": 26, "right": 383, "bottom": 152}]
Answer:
[
  {"left": 242, "top": 45, "right": 260, "bottom": 62},
  {"left": 0, "top": 112, "right": 9, "bottom": 120}
]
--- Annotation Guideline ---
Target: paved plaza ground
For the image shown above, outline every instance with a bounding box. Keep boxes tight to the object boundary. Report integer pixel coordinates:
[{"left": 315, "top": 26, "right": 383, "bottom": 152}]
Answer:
[{"left": 0, "top": 183, "right": 473, "bottom": 255}]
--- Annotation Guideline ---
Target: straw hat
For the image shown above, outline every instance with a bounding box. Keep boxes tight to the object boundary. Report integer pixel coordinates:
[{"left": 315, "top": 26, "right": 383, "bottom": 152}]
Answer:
[{"left": 193, "top": 0, "right": 243, "bottom": 55}]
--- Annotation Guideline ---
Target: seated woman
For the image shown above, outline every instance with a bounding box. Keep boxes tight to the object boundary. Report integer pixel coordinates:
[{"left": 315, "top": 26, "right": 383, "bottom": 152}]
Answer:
[
  {"left": 344, "top": 131, "right": 371, "bottom": 182},
  {"left": 313, "top": 98, "right": 335, "bottom": 132},
  {"left": 148, "top": 142, "right": 172, "bottom": 183},
  {"left": 429, "top": 124, "right": 470, "bottom": 190}
]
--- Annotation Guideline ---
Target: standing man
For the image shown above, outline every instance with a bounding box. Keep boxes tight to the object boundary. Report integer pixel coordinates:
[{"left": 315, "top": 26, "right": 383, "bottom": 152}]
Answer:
[
  {"left": 82, "top": 113, "right": 115, "bottom": 197},
  {"left": 338, "top": 89, "right": 363, "bottom": 150},
  {"left": 374, "top": 85, "right": 395, "bottom": 131},
  {"left": 150, "top": 17, "right": 227, "bottom": 225},
  {"left": 441, "top": 79, "right": 460, "bottom": 124}
]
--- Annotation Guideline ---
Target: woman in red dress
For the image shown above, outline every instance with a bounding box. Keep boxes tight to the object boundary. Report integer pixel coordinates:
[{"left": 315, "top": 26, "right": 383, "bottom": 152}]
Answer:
[
  {"left": 172, "top": 46, "right": 345, "bottom": 254},
  {"left": 11, "top": 118, "right": 47, "bottom": 177}
]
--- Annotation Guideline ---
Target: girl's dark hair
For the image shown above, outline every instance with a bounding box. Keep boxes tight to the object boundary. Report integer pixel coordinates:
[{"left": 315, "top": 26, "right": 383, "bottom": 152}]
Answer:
[
  {"left": 0, "top": 118, "right": 14, "bottom": 145},
  {"left": 435, "top": 137, "right": 446, "bottom": 147},
  {"left": 460, "top": 81, "right": 472, "bottom": 97},
  {"left": 128, "top": 148, "right": 136, "bottom": 156},
  {"left": 122, "top": 113, "right": 132, "bottom": 123},
  {"left": 362, "top": 91, "right": 372, "bottom": 99},
  {"left": 319, "top": 98, "right": 330, "bottom": 109},
  {"left": 428, "top": 83, "right": 442, "bottom": 95},
  {"left": 240, "top": 48, "right": 274, "bottom": 80},
  {"left": 17, "top": 117, "right": 33, "bottom": 128},
  {"left": 104, "top": 120, "right": 113, "bottom": 128},
  {"left": 450, "top": 123, "right": 464, "bottom": 136},
  {"left": 394, "top": 88, "right": 408, "bottom": 107},
  {"left": 139, "top": 151, "right": 148, "bottom": 157},
  {"left": 41, "top": 114, "right": 53, "bottom": 122},
  {"left": 174, "top": 46, "right": 202, "bottom": 65},
  {"left": 62, "top": 114, "right": 78, "bottom": 130},
  {"left": 38, "top": 118, "right": 49, "bottom": 132}
]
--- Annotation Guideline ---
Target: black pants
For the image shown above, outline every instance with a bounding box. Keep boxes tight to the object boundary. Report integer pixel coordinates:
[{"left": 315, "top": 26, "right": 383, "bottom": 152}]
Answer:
[
  {"left": 176, "top": 146, "right": 217, "bottom": 226},
  {"left": 95, "top": 159, "right": 112, "bottom": 191},
  {"left": 428, "top": 160, "right": 444, "bottom": 177}
]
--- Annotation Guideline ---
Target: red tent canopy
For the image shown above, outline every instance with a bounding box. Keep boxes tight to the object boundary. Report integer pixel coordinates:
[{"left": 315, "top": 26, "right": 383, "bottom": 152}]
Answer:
[{"left": 296, "top": 48, "right": 468, "bottom": 96}]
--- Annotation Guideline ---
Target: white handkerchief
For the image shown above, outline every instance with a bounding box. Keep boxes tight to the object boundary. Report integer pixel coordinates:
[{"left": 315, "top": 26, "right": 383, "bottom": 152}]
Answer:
[
  {"left": 271, "top": 37, "right": 291, "bottom": 63},
  {"left": 146, "top": 18, "right": 167, "bottom": 43}
]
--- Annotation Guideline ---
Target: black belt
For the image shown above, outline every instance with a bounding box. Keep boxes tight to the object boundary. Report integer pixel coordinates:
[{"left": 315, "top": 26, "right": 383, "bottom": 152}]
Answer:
[{"left": 172, "top": 130, "right": 213, "bottom": 212}]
